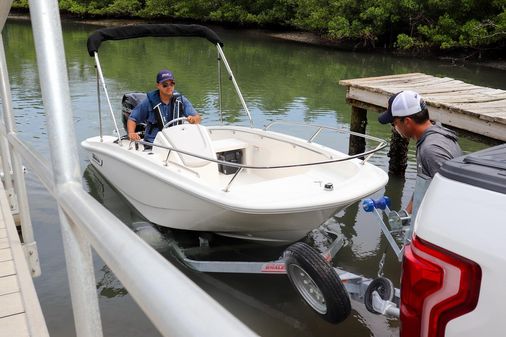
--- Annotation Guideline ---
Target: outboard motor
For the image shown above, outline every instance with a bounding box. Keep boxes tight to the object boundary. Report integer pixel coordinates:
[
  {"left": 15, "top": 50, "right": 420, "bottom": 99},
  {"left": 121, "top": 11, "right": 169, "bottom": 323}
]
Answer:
[{"left": 121, "top": 92, "right": 147, "bottom": 133}]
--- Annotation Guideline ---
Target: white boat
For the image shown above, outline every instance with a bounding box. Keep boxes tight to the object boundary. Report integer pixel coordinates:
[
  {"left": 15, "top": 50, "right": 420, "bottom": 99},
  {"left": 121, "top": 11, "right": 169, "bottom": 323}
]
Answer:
[{"left": 82, "top": 24, "right": 388, "bottom": 244}]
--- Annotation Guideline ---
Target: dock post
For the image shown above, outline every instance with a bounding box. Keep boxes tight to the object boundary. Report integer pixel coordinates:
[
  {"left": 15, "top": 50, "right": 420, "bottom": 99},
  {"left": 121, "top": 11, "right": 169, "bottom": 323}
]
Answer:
[
  {"left": 388, "top": 127, "right": 409, "bottom": 177},
  {"left": 348, "top": 106, "right": 367, "bottom": 156}
]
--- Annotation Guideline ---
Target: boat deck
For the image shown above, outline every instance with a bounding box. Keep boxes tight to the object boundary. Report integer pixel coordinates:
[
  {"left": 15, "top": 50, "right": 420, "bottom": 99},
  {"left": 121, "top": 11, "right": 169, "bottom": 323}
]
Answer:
[{"left": 0, "top": 180, "right": 48, "bottom": 337}]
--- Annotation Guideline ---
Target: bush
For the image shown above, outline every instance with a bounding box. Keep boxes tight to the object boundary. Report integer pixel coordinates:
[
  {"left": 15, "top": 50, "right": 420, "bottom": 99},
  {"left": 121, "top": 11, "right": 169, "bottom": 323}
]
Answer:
[{"left": 11, "top": 0, "right": 506, "bottom": 53}]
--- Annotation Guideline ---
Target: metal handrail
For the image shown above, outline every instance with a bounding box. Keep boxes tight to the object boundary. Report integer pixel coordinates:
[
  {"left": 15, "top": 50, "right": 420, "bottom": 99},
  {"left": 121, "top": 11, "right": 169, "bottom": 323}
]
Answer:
[
  {"left": 136, "top": 137, "right": 386, "bottom": 169},
  {"left": 264, "top": 120, "right": 387, "bottom": 144},
  {"left": 130, "top": 121, "right": 387, "bottom": 192},
  {"left": 265, "top": 120, "right": 388, "bottom": 165},
  {"left": 132, "top": 126, "right": 387, "bottom": 192},
  {"left": 130, "top": 124, "right": 388, "bottom": 170},
  {"left": 0, "top": 2, "right": 258, "bottom": 337}
]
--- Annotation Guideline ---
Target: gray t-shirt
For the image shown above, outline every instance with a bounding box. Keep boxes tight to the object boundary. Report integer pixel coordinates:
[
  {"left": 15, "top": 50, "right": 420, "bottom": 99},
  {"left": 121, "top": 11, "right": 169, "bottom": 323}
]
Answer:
[{"left": 416, "top": 124, "right": 462, "bottom": 179}]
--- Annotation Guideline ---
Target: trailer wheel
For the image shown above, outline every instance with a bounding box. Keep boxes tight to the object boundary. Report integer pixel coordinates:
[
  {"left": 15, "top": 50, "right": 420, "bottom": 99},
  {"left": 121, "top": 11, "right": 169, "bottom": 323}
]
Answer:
[
  {"left": 364, "top": 277, "right": 394, "bottom": 314},
  {"left": 285, "top": 242, "right": 351, "bottom": 324}
]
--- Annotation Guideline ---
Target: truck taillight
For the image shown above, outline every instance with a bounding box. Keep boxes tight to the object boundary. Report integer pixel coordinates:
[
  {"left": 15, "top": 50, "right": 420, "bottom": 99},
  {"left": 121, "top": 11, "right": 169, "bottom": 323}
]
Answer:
[{"left": 400, "top": 236, "right": 481, "bottom": 337}]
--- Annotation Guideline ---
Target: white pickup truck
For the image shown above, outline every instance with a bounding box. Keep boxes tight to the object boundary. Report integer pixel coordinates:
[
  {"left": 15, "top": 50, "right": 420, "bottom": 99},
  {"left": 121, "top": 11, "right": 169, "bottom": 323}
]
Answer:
[{"left": 400, "top": 143, "right": 506, "bottom": 337}]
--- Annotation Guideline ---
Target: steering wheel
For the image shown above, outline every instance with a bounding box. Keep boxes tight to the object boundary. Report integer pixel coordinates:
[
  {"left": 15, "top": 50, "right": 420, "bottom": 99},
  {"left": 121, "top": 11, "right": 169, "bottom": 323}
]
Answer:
[{"left": 164, "top": 117, "right": 189, "bottom": 128}]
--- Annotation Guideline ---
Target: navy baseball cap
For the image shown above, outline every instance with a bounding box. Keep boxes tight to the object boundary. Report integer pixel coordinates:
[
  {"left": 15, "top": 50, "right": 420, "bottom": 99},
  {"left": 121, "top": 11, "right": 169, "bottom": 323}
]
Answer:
[
  {"left": 378, "top": 90, "right": 425, "bottom": 124},
  {"left": 156, "top": 69, "right": 175, "bottom": 83}
]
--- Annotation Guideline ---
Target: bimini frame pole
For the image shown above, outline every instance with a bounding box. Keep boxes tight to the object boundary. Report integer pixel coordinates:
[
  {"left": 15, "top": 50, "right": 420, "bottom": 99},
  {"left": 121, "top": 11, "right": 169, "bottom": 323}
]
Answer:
[
  {"left": 94, "top": 52, "right": 121, "bottom": 143},
  {"left": 96, "top": 65, "right": 103, "bottom": 142},
  {"left": 216, "top": 44, "right": 253, "bottom": 128},
  {"left": 217, "top": 50, "right": 223, "bottom": 124}
]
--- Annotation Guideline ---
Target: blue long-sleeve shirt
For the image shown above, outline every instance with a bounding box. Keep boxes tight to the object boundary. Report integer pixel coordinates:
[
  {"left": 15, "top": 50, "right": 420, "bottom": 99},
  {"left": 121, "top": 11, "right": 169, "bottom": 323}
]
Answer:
[{"left": 129, "top": 90, "right": 197, "bottom": 142}]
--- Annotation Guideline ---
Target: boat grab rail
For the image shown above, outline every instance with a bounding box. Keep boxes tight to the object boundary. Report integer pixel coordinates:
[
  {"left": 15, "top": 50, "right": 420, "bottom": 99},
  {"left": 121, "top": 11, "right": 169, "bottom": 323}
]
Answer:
[
  {"left": 265, "top": 120, "right": 388, "bottom": 164},
  {"left": 265, "top": 120, "right": 386, "bottom": 145},
  {"left": 131, "top": 122, "right": 387, "bottom": 191},
  {"left": 132, "top": 123, "right": 388, "bottom": 171},
  {"left": 135, "top": 135, "right": 386, "bottom": 170}
]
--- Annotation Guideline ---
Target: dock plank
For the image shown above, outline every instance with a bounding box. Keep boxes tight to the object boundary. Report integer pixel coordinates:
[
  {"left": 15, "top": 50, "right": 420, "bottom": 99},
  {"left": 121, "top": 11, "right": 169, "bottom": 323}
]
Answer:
[
  {"left": 340, "top": 73, "right": 506, "bottom": 141},
  {"left": 383, "top": 85, "right": 479, "bottom": 96},
  {"left": 0, "top": 260, "right": 15, "bottom": 277},
  {"left": 0, "top": 275, "right": 20, "bottom": 296},
  {"left": 339, "top": 72, "right": 425, "bottom": 85},
  {"left": 0, "top": 248, "right": 12, "bottom": 262},
  {"left": 347, "top": 76, "right": 440, "bottom": 91},
  {"left": 0, "top": 237, "right": 8, "bottom": 250},
  {"left": 0, "top": 292, "right": 24, "bottom": 318},
  {"left": 424, "top": 93, "right": 506, "bottom": 104},
  {"left": 370, "top": 77, "right": 458, "bottom": 89},
  {"left": 0, "top": 180, "right": 50, "bottom": 337},
  {"left": 0, "top": 313, "right": 30, "bottom": 337}
]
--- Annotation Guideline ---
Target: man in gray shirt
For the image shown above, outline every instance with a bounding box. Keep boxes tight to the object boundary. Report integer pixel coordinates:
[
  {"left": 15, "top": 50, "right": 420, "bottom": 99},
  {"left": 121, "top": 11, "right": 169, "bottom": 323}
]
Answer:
[{"left": 378, "top": 90, "right": 462, "bottom": 215}]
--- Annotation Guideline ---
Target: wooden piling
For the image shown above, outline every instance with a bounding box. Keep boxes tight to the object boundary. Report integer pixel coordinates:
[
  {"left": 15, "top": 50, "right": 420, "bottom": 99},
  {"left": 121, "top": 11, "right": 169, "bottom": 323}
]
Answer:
[
  {"left": 340, "top": 73, "right": 506, "bottom": 177},
  {"left": 348, "top": 106, "right": 367, "bottom": 156},
  {"left": 387, "top": 127, "right": 409, "bottom": 177}
]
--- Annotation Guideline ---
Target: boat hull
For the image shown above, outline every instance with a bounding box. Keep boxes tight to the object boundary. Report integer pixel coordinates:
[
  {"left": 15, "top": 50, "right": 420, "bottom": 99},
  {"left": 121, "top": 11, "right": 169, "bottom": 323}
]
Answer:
[
  {"left": 82, "top": 126, "right": 387, "bottom": 244},
  {"left": 93, "top": 151, "right": 348, "bottom": 243}
]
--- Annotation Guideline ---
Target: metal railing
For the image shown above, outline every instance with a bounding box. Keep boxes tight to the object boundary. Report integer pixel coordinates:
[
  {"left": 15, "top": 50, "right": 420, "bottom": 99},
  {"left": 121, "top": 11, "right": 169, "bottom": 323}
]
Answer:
[
  {"left": 264, "top": 120, "right": 388, "bottom": 164},
  {"left": 119, "top": 126, "right": 386, "bottom": 193},
  {"left": 0, "top": 1, "right": 257, "bottom": 337},
  {"left": 129, "top": 127, "right": 387, "bottom": 171},
  {"left": 120, "top": 123, "right": 387, "bottom": 192}
]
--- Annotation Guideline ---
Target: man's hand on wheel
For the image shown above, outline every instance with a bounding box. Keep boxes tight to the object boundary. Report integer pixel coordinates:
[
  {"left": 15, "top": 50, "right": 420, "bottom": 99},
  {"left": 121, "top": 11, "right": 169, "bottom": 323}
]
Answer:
[{"left": 187, "top": 115, "right": 201, "bottom": 124}]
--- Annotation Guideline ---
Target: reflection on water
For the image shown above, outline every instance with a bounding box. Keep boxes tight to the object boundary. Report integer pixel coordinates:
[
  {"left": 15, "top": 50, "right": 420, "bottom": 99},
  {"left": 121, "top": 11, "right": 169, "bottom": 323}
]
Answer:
[
  {"left": 5, "top": 17, "right": 500, "bottom": 337},
  {"left": 96, "top": 265, "right": 128, "bottom": 299}
]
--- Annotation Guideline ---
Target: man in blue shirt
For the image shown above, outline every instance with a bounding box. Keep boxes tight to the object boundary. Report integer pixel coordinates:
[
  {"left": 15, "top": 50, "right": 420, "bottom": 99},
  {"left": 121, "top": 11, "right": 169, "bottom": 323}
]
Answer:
[{"left": 127, "top": 69, "right": 201, "bottom": 142}]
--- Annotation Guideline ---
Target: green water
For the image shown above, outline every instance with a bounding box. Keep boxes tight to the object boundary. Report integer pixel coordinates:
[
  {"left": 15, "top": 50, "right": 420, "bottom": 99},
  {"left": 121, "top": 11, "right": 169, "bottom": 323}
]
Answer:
[{"left": 3, "top": 17, "right": 502, "bottom": 337}]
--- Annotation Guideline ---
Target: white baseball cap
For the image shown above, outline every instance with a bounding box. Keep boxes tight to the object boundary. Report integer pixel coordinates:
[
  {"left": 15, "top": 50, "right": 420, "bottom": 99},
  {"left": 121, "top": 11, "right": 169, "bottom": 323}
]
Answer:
[{"left": 378, "top": 90, "right": 426, "bottom": 124}]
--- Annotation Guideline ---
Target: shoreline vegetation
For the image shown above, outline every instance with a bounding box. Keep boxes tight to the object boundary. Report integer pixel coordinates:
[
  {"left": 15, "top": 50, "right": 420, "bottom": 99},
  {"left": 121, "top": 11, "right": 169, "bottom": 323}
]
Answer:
[{"left": 10, "top": 0, "right": 506, "bottom": 69}]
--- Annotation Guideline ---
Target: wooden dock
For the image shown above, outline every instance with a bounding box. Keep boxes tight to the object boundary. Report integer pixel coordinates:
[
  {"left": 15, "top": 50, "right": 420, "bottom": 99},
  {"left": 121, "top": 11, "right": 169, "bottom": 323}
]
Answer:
[
  {"left": 339, "top": 73, "right": 506, "bottom": 142},
  {"left": 0, "top": 180, "right": 48, "bottom": 337}
]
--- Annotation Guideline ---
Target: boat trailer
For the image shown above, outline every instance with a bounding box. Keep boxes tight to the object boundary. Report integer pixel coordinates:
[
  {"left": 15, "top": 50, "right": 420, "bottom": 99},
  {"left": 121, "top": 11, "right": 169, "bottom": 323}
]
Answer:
[{"left": 163, "top": 195, "right": 408, "bottom": 324}]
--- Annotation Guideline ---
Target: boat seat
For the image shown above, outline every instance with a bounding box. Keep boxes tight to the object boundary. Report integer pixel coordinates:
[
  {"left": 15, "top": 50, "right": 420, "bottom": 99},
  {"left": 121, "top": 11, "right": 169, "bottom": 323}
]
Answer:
[{"left": 160, "top": 124, "right": 216, "bottom": 168}]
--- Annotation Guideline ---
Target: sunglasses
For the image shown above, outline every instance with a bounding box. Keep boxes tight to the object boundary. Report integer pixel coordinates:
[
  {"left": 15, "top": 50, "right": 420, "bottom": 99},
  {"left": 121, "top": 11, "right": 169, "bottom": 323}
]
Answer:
[{"left": 162, "top": 81, "right": 175, "bottom": 88}]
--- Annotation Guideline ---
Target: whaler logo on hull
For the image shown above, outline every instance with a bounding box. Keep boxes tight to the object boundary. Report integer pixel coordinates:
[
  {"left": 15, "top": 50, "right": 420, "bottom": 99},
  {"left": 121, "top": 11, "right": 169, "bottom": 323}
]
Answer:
[
  {"left": 261, "top": 262, "right": 286, "bottom": 273},
  {"left": 91, "top": 153, "right": 103, "bottom": 166}
]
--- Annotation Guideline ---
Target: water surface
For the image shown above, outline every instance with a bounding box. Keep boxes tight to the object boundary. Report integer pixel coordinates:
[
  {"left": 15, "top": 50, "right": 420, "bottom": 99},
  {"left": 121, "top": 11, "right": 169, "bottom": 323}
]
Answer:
[{"left": 3, "top": 18, "right": 502, "bottom": 337}]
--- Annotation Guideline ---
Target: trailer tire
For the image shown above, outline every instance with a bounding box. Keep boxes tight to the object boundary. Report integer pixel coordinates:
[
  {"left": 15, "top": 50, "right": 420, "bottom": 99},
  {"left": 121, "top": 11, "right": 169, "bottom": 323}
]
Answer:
[
  {"left": 364, "top": 277, "right": 394, "bottom": 314},
  {"left": 285, "top": 242, "right": 351, "bottom": 324}
]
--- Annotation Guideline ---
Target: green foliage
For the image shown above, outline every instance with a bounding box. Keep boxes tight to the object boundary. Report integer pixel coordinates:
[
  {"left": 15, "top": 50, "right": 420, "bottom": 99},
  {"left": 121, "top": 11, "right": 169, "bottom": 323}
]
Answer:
[
  {"left": 11, "top": 0, "right": 506, "bottom": 52},
  {"left": 396, "top": 34, "right": 416, "bottom": 49}
]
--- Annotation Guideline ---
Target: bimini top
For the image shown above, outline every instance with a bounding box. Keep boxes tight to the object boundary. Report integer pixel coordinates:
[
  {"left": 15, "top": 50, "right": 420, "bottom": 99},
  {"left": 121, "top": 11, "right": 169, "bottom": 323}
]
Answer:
[{"left": 87, "top": 24, "right": 224, "bottom": 56}]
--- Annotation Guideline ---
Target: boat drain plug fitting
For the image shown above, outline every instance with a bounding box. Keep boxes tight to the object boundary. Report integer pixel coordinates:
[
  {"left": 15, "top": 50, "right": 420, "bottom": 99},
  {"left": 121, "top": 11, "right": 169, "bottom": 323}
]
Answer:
[{"left": 324, "top": 182, "right": 333, "bottom": 191}]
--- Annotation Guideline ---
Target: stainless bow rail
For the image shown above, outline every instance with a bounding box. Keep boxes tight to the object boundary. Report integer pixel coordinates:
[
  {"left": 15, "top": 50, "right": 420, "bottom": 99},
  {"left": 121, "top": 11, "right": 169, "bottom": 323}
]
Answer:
[
  {"left": 0, "top": 1, "right": 257, "bottom": 337},
  {"left": 124, "top": 122, "right": 388, "bottom": 192}
]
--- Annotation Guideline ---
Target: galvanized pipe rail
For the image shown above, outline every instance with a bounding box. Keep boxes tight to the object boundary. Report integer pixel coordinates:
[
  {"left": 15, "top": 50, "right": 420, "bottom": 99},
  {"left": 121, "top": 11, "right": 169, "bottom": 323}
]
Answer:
[{"left": 1, "top": 1, "right": 258, "bottom": 337}]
